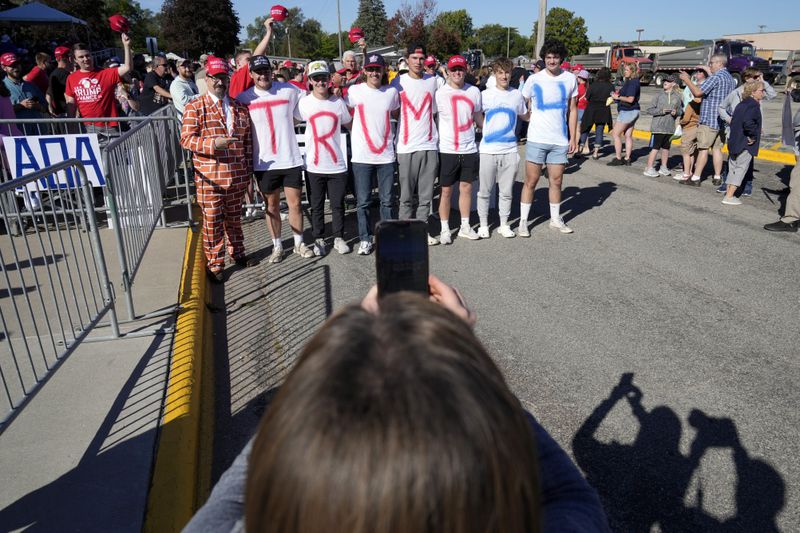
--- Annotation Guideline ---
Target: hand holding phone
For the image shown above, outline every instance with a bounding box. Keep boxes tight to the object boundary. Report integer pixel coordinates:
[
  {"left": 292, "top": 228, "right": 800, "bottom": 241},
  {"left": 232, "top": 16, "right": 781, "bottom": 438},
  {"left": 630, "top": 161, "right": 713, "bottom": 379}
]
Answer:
[{"left": 375, "top": 220, "right": 429, "bottom": 297}]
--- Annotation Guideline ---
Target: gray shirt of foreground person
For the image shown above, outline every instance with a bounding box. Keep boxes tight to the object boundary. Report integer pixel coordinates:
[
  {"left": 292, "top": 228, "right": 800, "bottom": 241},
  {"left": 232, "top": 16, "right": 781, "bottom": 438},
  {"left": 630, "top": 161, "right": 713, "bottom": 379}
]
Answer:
[
  {"left": 645, "top": 89, "right": 683, "bottom": 134},
  {"left": 718, "top": 80, "right": 776, "bottom": 125},
  {"left": 182, "top": 412, "right": 611, "bottom": 533}
]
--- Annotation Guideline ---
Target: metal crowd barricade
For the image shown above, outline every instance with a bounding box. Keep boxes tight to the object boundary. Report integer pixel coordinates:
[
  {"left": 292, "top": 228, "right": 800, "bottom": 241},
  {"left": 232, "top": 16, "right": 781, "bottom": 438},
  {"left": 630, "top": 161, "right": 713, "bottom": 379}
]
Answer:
[{"left": 0, "top": 159, "right": 118, "bottom": 432}]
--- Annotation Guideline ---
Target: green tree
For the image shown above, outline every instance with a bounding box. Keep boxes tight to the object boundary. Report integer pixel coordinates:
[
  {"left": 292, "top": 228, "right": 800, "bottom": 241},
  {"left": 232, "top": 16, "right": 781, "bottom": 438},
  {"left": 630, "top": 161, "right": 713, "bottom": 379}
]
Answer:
[
  {"left": 105, "top": 0, "right": 161, "bottom": 50},
  {"left": 432, "top": 10, "right": 472, "bottom": 43},
  {"left": 354, "top": 0, "right": 388, "bottom": 45},
  {"left": 245, "top": 9, "right": 337, "bottom": 60},
  {"left": 530, "top": 7, "right": 590, "bottom": 58},
  {"left": 427, "top": 25, "right": 461, "bottom": 57},
  {"left": 385, "top": 0, "right": 436, "bottom": 48},
  {"left": 474, "top": 24, "right": 527, "bottom": 58},
  {"left": 161, "top": 0, "right": 240, "bottom": 57}
]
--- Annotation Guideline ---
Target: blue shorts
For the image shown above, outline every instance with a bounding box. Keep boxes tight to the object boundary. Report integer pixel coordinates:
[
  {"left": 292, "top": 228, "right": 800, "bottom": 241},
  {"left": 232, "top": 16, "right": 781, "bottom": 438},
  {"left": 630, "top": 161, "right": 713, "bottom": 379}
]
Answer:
[
  {"left": 617, "top": 110, "right": 640, "bottom": 124},
  {"left": 525, "top": 142, "right": 568, "bottom": 165}
]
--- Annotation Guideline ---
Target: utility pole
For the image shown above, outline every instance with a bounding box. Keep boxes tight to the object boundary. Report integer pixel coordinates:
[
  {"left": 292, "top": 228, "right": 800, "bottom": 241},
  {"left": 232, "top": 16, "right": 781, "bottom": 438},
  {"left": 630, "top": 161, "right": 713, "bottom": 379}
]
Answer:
[
  {"left": 535, "top": 0, "right": 546, "bottom": 59},
  {"left": 636, "top": 28, "right": 644, "bottom": 44},
  {"left": 286, "top": 27, "right": 292, "bottom": 58},
  {"left": 336, "top": 0, "right": 343, "bottom": 59},
  {"left": 507, "top": 27, "right": 511, "bottom": 57},
  {"left": 758, "top": 25, "right": 767, "bottom": 33}
]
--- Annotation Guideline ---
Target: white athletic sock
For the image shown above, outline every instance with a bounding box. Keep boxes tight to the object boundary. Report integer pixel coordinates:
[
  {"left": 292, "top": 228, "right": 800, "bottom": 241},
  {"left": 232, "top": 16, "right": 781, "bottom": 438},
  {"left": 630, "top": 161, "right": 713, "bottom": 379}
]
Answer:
[
  {"left": 549, "top": 203, "right": 561, "bottom": 221},
  {"left": 293, "top": 234, "right": 302, "bottom": 247},
  {"left": 500, "top": 215, "right": 509, "bottom": 227},
  {"left": 480, "top": 216, "right": 489, "bottom": 227},
  {"left": 441, "top": 220, "right": 449, "bottom": 233},
  {"left": 520, "top": 202, "right": 532, "bottom": 223},
  {"left": 460, "top": 217, "right": 469, "bottom": 228},
  {"left": 714, "top": 174, "right": 721, "bottom": 181},
  {"left": 273, "top": 238, "right": 282, "bottom": 249},
  {"left": 691, "top": 175, "right": 701, "bottom": 181}
]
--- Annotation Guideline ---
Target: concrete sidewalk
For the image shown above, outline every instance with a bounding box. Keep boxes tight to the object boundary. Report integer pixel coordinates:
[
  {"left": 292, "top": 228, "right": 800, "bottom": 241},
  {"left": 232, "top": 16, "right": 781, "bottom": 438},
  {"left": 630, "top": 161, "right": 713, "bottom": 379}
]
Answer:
[{"left": 0, "top": 224, "right": 187, "bottom": 532}]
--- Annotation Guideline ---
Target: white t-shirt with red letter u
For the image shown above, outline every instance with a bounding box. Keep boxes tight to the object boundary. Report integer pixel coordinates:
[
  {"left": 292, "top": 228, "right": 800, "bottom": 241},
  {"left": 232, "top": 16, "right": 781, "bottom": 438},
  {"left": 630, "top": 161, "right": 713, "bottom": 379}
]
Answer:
[{"left": 346, "top": 84, "right": 400, "bottom": 165}]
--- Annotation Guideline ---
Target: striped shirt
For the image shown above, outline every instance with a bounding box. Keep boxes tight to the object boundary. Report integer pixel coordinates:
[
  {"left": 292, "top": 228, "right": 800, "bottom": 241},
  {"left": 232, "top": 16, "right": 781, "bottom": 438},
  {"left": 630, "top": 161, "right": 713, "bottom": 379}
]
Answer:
[
  {"left": 180, "top": 94, "right": 253, "bottom": 189},
  {"left": 698, "top": 68, "right": 735, "bottom": 129}
]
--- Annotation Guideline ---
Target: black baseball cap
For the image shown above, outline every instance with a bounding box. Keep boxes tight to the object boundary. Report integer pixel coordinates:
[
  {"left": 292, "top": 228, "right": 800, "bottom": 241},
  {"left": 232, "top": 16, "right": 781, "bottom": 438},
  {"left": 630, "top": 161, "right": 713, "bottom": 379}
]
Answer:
[
  {"left": 364, "top": 53, "right": 386, "bottom": 68},
  {"left": 249, "top": 55, "right": 272, "bottom": 71},
  {"left": 406, "top": 43, "right": 426, "bottom": 57}
]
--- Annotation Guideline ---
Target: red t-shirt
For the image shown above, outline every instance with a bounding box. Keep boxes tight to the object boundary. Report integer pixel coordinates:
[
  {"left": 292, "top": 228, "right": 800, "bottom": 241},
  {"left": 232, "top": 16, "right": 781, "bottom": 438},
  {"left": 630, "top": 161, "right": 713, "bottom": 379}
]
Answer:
[
  {"left": 577, "top": 83, "right": 588, "bottom": 110},
  {"left": 65, "top": 68, "right": 122, "bottom": 126},
  {"left": 23, "top": 66, "right": 49, "bottom": 96},
  {"left": 228, "top": 65, "right": 253, "bottom": 99}
]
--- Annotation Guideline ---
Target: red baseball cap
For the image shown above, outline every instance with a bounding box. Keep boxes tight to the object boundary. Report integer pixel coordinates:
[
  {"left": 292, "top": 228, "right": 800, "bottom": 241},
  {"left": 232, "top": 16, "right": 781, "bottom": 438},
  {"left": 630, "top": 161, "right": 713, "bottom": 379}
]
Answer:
[
  {"left": 108, "top": 14, "right": 130, "bottom": 34},
  {"left": 560, "top": 61, "right": 571, "bottom": 70},
  {"left": 424, "top": 55, "right": 436, "bottom": 66},
  {"left": 206, "top": 56, "right": 229, "bottom": 77},
  {"left": 282, "top": 59, "right": 294, "bottom": 68},
  {"left": 571, "top": 63, "right": 584, "bottom": 72},
  {"left": 447, "top": 55, "right": 467, "bottom": 70},
  {"left": 270, "top": 5, "right": 289, "bottom": 22},
  {"left": 0, "top": 52, "right": 18, "bottom": 67},
  {"left": 54, "top": 46, "right": 70, "bottom": 60},
  {"left": 348, "top": 27, "right": 364, "bottom": 44}
]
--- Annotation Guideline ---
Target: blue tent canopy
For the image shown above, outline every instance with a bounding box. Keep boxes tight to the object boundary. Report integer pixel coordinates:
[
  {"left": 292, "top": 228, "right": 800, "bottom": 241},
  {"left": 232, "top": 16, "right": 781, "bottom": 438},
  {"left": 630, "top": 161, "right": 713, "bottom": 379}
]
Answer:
[{"left": 0, "top": 2, "right": 87, "bottom": 25}]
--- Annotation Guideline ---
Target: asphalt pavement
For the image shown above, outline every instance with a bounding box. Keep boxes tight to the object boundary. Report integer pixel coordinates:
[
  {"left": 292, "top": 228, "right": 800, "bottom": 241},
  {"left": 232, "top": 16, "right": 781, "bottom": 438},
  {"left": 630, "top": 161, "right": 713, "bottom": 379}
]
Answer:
[{"left": 211, "top": 143, "right": 799, "bottom": 531}]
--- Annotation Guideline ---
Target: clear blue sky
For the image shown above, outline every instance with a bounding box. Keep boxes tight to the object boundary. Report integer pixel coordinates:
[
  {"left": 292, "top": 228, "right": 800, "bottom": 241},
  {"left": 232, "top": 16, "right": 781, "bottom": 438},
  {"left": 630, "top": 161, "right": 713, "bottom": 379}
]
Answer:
[{"left": 140, "top": 0, "right": 798, "bottom": 42}]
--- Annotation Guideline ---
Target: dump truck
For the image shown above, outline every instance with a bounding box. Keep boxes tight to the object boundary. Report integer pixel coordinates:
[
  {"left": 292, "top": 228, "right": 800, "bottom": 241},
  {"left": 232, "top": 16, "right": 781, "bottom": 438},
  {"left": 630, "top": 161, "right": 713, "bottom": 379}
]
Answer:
[
  {"left": 773, "top": 49, "right": 800, "bottom": 88},
  {"left": 650, "top": 39, "right": 772, "bottom": 87},
  {"left": 571, "top": 45, "right": 654, "bottom": 84}
]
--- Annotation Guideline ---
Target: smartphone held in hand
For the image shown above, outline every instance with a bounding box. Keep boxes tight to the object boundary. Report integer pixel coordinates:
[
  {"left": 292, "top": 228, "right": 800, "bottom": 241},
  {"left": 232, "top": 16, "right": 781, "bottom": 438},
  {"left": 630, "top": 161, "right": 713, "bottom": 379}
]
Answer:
[{"left": 375, "top": 220, "right": 429, "bottom": 297}]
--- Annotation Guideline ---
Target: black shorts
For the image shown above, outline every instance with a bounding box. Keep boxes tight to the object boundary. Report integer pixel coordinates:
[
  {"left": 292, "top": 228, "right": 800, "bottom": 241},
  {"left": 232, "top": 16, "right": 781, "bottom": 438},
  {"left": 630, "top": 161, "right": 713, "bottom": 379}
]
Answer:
[
  {"left": 255, "top": 166, "right": 303, "bottom": 194},
  {"left": 438, "top": 152, "right": 479, "bottom": 187},
  {"left": 649, "top": 133, "right": 673, "bottom": 150}
]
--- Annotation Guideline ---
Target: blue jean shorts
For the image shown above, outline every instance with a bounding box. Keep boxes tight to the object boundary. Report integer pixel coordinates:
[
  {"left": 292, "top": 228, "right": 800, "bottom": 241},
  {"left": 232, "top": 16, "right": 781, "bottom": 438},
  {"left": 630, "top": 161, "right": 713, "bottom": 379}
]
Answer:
[
  {"left": 525, "top": 142, "right": 569, "bottom": 165},
  {"left": 617, "top": 110, "right": 640, "bottom": 124}
]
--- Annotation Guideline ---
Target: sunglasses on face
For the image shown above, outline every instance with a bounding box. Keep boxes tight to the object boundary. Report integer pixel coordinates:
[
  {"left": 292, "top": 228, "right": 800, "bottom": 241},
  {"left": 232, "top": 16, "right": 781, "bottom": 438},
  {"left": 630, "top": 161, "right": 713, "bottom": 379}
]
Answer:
[
  {"left": 311, "top": 76, "right": 330, "bottom": 83},
  {"left": 365, "top": 67, "right": 382, "bottom": 73}
]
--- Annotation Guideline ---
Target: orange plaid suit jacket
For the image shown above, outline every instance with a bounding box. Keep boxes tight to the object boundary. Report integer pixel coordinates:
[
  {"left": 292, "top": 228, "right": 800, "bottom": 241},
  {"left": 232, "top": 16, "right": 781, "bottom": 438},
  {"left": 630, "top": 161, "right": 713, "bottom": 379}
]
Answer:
[{"left": 180, "top": 94, "right": 253, "bottom": 190}]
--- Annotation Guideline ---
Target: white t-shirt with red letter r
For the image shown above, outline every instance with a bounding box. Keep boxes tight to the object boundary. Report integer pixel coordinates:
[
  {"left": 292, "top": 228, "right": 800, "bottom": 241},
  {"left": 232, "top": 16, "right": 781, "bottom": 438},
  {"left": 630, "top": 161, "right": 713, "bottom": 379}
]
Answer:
[
  {"left": 346, "top": 84, "right": 400, "bottom": 165},
  {"left": 390, "top": 73, "right": 440, "bottom": 154},
  {"left": 436, "top": 83, "right": 481, "bottom": 154},
  {"left": 297, "top": 94, "right": 352, "bottom": 174},
  {"left": 236, "top": 81, "right": 303, "bottom": 171}
]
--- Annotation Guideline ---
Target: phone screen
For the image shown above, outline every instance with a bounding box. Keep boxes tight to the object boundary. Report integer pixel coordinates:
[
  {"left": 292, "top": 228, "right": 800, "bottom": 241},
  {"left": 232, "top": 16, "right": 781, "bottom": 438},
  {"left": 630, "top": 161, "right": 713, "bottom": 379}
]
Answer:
[{"left": 375, "top": 220, "right": 429, "bottom": 297}]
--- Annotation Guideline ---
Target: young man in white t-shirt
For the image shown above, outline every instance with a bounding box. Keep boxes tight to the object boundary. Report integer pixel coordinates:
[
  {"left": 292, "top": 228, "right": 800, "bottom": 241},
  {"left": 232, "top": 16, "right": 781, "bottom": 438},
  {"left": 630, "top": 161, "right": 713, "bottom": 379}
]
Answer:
[
  {"left": 346, "top": 53, "right": 400, "bottom": 255},
  {"left": 297, "top": 60, "right": 353, "bottom": 256},
  {"left": 435, "top": 55, "right": 483, "bottom": 244},
  {"left": 236, "top": 55, "right": 314, "bottom": 262},
  {"left": 391, "top": 44, "right": 444, "bottom": 245},
  {"left": 478, "top": 57, "right": 529, "bottom": 239},
  {"left": 519, "top": 40, "right": 579, "bottom": 236}
]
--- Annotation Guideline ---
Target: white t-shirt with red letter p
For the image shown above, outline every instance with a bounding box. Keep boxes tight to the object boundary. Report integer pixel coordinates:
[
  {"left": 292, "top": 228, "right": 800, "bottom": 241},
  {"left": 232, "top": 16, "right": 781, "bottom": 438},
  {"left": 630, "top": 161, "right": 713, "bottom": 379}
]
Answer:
[{"left": 436, "top": 83, "right": 481, "bottom": 154}]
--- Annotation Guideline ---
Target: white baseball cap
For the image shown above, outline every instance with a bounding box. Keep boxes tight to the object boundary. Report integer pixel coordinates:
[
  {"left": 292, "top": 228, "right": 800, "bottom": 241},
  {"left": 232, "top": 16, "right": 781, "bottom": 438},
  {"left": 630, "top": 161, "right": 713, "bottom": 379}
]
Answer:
[{"left": 307, "top": 60, "right": 330, "bottom": 78}]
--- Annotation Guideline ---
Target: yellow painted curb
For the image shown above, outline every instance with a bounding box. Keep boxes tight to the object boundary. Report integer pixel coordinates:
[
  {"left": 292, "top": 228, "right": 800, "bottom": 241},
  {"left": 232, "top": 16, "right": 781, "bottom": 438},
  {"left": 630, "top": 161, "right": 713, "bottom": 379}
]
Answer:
[
  {"left": 144, "top": 208, "right": 211, "bottom": 532},
  {"left": 631, "top": 129, "right": 796, "bottom": 165}
]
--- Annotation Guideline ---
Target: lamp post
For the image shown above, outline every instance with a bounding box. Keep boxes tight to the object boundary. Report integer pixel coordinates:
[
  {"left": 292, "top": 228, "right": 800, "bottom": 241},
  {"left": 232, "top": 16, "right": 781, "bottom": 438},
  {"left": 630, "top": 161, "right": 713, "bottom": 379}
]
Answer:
[
  {"left": 636, "top": 28, "right": 644, "bottom": 44},
  {"left": 336, "top": 0, "right": 343, "bottom": 59},
  {"left": 507, "top": 27, "right": 511, "bottom": 57},
  {"left": 286, "top": 27, "right": 292, "bottom": 58},
  {"left": 535, "top": 0, "right": 547, "bottom": 58}
]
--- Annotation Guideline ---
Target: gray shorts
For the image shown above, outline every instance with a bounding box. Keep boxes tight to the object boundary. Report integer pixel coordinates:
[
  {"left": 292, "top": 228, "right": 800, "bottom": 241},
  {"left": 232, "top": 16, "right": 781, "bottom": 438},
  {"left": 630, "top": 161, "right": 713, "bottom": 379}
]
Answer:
[{"left": 727, "top": 151, "right": 753, "bottom": 187}]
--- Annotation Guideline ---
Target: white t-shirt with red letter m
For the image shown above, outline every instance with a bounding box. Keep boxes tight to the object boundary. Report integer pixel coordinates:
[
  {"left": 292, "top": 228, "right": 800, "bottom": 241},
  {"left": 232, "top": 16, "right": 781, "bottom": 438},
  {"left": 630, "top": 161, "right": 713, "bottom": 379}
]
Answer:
[
  {"left": 236, "top": 81, "right": 304, "bottom": 171},
  {"left": 297, "top": 94, "right": 352, "bottom": 174},
  {"left": 346, "top": 84, "right": 400, "bottom": 165},
  {"left": 390, "top": 73, "right": 440, "bottom": 154},
  {"left": 436, "top": 83, "right": 481, "bottom": 155}
]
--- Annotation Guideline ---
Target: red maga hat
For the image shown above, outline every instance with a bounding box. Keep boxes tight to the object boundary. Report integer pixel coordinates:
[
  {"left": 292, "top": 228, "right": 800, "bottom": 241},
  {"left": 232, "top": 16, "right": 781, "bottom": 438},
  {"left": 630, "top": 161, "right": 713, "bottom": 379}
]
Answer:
[
  {"left": 54, "top": 46, "right": 71, "bottom": 59},
  {"left": 108, "top": 14, "right": 130, "bottom": 34},
  {"left": 0, "top": 52, "right": 18, "bottom": 66},
  {"left": 206, "top": 56, "right": 230, "bottom": 77},
  {"left": 348, "top": 27, "right": 364, "bottom": 43},
  {"left": 270, "top": 5, "right": 289, "bottom": 22},
  {"left": 447, "top": 55, "right": 467, "bottom": 70}
]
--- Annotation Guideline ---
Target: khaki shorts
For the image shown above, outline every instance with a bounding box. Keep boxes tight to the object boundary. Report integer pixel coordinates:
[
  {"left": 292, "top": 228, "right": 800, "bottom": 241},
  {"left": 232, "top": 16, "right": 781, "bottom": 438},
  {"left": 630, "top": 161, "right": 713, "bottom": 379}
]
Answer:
[
  {"left": 696, "top": 124, "right": 726, "bottom": 150},
  {"left": 680, "top": 126, "right": 698, "bottom": 155}
]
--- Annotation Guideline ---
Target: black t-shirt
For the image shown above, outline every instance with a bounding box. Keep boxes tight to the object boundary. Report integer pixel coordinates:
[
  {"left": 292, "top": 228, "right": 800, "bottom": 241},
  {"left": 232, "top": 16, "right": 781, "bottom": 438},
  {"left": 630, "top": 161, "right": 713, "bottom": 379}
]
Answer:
[
  {"left": 48, "top": 67, "right": 69, "bottom": 114},
  {"left": 140, "top": 71, "right": 170, "bottom": 115},
  {"left": 510, "top": 67, "right": 527, "bottom": 89}
]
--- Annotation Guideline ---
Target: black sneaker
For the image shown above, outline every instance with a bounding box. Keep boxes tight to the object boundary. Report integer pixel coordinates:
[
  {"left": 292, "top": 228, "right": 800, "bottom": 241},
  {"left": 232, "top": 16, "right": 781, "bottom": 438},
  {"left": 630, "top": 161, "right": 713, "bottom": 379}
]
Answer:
[
  {"left": 624, "top": 159, "right": 632, "bottom": 166},
  {"left": 207, "top": 268, "right": 224, "bottom": 283},
  {"left": 764, "top": 220, "right": 799, "bottom": 232},
  {"left": 711, "top": 176, "right": 722, "bottom": 186},
  {"left": 235, "top": 255, "right": 259, "bottom": 268},
  {"left": 607, "top": 158, "right": 626, "bottom": 166}
]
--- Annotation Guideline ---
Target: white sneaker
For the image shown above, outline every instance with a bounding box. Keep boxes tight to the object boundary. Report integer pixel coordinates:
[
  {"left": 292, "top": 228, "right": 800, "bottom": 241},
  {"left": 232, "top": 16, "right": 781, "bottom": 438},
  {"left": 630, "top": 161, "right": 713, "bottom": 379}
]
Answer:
[
  {"left": 357, "top": 240, "right": 373, "bottom": 255},
  {"left": 517, "top": 223, "right": 530, "bottom": 238},
  {"left": 458, "top": 226, "right": 480, "bottom": 240},
  {"left": 292, "top": 243, "right": 314, "bottom": 258},
  {"left": 313, "top": 238, "right": 327, "bottom": 257},
  {"left": 721, "top": 196, "right": 742, "bottom": 206},
  {"left": 477, "top": 226, "right": 490, "bottom": 239},
  {"left": 427, "top": 234, "right": 440, "bottom": 246},
  {"left": 440, "top": 229, "right": 452, "bottom": 245},
  {"left": 333, "top": 237, "right": 351, "bottom": 254},
  {"left": 268, "top": 246, "right": 284, "bottom": 263},
  {"left": 549, "top": 217, "right": 574, "bottom": 234},
  {"left": 658, "top": 167, "right": 672, "bottom": 177},
  {"left": 497, "top": 225, "right": 516, "bottom": 238},
  {"left": 673, "top": 173, "right": 690, "bottom": 181},
  {"left": 643, "top": 167, "right": 659, "bottom": 178}
]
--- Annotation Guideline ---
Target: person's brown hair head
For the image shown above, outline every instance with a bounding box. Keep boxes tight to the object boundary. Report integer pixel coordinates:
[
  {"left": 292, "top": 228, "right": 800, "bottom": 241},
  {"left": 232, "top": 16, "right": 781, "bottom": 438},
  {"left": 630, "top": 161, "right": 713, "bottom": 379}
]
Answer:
[
  {"left": 742, "top": 67, "right": 761, "bottom": 80},
  {"left": 245, "top": 293, "right": 541, "bottom": 533},
  {"left": 493, "top": 57, "right": 514, "bottom": 74},
  {"left": 622, "top": 61, "right": 640, "bottom": 79}
]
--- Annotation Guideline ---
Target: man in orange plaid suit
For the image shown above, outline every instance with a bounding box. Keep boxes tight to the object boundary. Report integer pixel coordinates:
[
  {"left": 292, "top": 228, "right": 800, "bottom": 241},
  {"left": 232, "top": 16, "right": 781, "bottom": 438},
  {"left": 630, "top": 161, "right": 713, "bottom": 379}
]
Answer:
[{"left": 181, "top": 56, "right": 259, "bottom": 282}]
